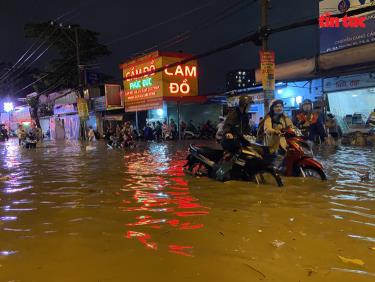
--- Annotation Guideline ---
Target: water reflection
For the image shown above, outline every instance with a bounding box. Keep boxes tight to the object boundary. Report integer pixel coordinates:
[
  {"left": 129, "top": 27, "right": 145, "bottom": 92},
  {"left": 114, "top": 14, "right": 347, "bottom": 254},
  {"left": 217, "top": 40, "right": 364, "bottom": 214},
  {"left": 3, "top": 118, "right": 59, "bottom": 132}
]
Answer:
[
  {"left": 120, "top": 144, "right": 209, "bottom": 257},
  {"left": 0, "top": 140, "right": 374, "bottom": 281}
]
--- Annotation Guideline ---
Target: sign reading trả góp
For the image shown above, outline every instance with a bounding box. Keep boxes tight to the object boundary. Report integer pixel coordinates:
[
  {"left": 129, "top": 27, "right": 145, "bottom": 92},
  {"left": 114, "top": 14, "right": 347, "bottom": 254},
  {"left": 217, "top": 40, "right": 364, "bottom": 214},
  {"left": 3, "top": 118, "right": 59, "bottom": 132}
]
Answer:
[
  {"left": 77, "top": 98, "right": 89, "bottom": 120},
  {"left": 260, "top": 50, "right": 275, "bottom": 99}
]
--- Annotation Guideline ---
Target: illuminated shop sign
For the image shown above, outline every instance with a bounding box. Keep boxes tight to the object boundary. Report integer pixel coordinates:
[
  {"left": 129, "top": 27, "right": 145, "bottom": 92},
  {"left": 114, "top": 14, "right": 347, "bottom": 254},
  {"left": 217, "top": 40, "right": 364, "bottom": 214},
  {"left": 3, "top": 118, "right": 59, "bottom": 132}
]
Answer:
[{"left": 121, "top": 51, "right": 198, "bottom": 112}]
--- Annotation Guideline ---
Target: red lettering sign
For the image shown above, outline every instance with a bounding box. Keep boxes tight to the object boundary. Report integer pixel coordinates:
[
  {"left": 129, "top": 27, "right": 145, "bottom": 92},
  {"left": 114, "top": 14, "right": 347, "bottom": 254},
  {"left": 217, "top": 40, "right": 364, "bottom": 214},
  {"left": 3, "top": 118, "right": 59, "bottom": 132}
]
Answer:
[{"left": 319, "top": 13, "right": 367, "bottom": 29}]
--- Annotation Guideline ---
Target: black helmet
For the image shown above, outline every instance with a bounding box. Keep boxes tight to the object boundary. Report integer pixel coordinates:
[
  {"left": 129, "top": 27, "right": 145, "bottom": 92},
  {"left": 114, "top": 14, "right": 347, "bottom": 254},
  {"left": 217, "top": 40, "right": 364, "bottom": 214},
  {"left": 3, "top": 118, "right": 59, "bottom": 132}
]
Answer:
[{"left": 239, "top": 96, "right": 252, "bottom": 108}]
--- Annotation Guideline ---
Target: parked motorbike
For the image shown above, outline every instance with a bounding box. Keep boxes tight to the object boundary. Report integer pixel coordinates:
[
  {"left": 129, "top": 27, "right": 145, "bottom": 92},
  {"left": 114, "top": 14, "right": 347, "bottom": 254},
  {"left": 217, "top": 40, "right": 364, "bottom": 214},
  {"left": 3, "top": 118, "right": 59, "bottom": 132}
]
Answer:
[
  {"left": 183, "top": 130, "right": 200, "bottom": 140},
  {"left": 281, "top": 127, "right": 327, "bottom": 180},
  {"left": 107, "top": 136, "right": 122, "bottom": 149},
  {"left": 184, "top": 136, "right": 283, "bottom": 187},
  {"left": 123, "top": 135, "right": 136, "bottom": 149}
]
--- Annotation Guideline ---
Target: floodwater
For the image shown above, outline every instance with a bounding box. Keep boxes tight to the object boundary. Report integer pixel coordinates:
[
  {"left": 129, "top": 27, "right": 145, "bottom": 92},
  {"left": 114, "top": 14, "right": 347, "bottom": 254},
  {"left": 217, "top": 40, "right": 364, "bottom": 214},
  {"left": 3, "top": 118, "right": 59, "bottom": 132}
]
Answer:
[{"left": 0, "top": 139, "right": 374, "bottom": 282}]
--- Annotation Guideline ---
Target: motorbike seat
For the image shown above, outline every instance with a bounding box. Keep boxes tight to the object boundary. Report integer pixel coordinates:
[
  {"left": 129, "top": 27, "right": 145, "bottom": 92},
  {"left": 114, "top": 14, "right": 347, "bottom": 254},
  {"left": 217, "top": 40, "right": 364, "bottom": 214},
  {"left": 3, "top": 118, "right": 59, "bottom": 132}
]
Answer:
[{"left": 247, "top": 143, "right": 269, "bottom": 152}]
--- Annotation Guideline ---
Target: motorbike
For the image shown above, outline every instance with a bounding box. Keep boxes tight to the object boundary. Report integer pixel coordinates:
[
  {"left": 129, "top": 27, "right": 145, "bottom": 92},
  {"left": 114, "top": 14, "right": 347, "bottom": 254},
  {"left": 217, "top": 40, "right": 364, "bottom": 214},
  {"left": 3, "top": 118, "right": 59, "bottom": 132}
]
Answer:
[
  {"left": 107, "top": 136, "right": 122, "bottom": 149},
  {"left": 281, "top": 127, "right": 327, "bottom": 180},
  {"left": 22, "top": 134, "right": 37, "bottom": 149},
  {"left": 184, "top": 135, "right": 283, "bottom": 187},
  {"left": 183, "top": 130, "right": 200, "bottom": 140},
  {"left": 123, "top": 135, "right": 136, "bottom": 149}
]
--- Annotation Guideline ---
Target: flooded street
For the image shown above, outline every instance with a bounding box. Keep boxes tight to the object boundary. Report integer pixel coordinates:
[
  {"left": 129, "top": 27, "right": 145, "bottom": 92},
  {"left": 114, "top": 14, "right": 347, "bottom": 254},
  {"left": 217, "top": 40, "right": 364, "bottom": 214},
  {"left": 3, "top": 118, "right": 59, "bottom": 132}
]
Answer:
[{"left": 0, "top": 139, "right": 374, "bottom": 282}]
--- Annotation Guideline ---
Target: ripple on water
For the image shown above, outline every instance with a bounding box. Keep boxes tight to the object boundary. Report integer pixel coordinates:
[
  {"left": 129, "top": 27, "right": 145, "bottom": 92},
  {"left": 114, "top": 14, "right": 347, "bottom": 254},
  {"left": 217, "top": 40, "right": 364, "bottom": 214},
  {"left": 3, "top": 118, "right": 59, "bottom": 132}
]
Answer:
[{"left": 0, "top": 141, "right": 374, "bottom": 281}]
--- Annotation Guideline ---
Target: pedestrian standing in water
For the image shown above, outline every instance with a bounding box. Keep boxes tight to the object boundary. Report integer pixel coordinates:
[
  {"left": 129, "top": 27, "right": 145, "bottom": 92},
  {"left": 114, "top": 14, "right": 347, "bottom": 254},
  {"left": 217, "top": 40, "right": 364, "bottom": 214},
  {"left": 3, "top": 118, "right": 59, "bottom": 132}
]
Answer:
[
  {"left": 88, "top": 126, "right": 96, "bottom": 142},
  {"left": 16, "top": 124, "right": 26, "bottom": 146}
]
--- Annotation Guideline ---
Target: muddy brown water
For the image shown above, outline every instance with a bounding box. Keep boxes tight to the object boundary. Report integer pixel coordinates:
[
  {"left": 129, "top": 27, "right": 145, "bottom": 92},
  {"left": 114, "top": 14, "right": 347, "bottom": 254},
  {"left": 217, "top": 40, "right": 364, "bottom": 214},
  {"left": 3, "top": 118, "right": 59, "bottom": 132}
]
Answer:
[{"left": 0, "top": 139, "right": 374, "bottom": 282}]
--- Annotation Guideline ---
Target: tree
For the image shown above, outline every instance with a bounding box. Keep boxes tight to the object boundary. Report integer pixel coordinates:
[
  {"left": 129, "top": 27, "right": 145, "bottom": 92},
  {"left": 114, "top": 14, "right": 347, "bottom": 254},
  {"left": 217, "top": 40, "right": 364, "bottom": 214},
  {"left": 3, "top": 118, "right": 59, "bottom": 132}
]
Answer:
[
  {"left": 22, "top": 22, "right": 111, "bottom": 127},
  {"left": 24, "top": 22, "right": 111, "bottom": 93}
]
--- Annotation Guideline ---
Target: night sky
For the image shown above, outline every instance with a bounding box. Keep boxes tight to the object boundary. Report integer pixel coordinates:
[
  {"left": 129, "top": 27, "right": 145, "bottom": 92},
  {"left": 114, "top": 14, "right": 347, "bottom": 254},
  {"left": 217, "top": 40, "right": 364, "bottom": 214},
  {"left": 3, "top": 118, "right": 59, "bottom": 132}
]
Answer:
[{"left": 0, "top": 0, "right": 318, "bottom": 95}]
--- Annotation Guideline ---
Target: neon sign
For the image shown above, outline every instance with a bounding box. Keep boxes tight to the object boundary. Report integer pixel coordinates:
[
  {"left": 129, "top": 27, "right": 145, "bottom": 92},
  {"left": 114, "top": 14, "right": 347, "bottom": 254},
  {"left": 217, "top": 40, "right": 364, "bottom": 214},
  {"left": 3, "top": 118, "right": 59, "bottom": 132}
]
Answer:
[
  {"left": 121, "top": 51, "right": 199, "bottom": 112},
  {"left": 130, "top": 77, "right": 153, "bottom": 90},
  {"left": 169, "top": 79, "right": 191, "bottom": 95},
  {"left": 164, "top": 65, "right": 197, "bottom": 77},
  {"left": 125, "top": 61, "right": 156, "bottom": 82},
  {"left": 164, "top": 63, "right": 198, "bottom": 96}
]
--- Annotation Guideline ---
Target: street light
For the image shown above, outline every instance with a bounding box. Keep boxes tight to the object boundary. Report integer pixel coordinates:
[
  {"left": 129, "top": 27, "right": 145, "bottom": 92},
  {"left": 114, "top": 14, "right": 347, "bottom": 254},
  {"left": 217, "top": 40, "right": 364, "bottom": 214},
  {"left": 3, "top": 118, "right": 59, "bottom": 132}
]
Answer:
[{"left": 4, "top": 102, "right": 14, "bottom": 113}]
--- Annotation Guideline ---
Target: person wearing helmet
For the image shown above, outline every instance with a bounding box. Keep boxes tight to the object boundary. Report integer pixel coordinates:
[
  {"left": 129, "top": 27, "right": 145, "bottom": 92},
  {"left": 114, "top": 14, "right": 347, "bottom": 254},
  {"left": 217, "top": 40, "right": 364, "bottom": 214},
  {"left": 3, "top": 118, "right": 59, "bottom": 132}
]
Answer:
[
  {"left": 325, "top": 113, "right": 342, "bottom": 142},
  {"left": 258, "top": 99, "right": 293, "bottom": 153},
  {"left": 294, "top": 99, "right": 326, "bottom": 143},
  {"left": 222, "top": 95, "right": 253, "bottom": 153}
]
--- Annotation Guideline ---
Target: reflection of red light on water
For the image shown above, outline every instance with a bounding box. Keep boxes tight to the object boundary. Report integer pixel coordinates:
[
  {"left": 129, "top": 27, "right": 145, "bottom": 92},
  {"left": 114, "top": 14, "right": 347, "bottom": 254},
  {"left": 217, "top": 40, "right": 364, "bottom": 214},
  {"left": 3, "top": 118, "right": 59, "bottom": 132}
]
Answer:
[
  {"left": 169, "top": 245, "right": 194, "bottom": 257},
  {"left": 126, "top": 231, "right": 158, "bottom": 250},
  {"left": 122, "top": 158, "right": 209, "bottom": 256}
]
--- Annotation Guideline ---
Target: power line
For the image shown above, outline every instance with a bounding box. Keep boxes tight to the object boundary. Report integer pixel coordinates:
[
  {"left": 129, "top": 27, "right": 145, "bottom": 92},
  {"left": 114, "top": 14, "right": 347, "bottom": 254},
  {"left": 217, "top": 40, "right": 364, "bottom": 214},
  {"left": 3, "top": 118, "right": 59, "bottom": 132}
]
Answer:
[
  {"left": 14, "top": 4, "right": 375, "bottom": 96},
  {"left": 9, "top": 1, "right": 219, "bottom": 94},
  {"left": 12, "top": 74, "right": 49, "bottom": 96},
  {"left": 124, "top": 5, "right": 375, "bottom": 82},
  {"left": 104, "top": 0, "right": 217, "bottom": 47},
  {"left": 137, "top": 0, "right": 258, "bottom": 56},
  {"left": 0, "top": 9, "right": 78, "bottom": 84}
]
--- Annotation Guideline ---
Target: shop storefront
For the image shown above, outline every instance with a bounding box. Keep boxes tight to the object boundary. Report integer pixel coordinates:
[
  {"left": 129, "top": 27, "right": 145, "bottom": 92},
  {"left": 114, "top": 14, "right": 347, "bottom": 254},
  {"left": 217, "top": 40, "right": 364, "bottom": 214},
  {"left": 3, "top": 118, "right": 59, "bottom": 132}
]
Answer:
[
  {"left": 324, "top": 72, "right": 375, "bottom": 132},
  {"left": 9, "top": 106, "right": 33, "bottom": 132},
  {"left": 92, "top": 84, "right": 125, "bottom": 135},
  {"left": 121, "top": 51, "right": 199, "bottom": 131},
  {"left": 53, "top": 104, "right": 80, "bottom": 140},
  {"left": 51, "top": 91, "right": 81, "bottom": 140},
  {"left": 147, "top": 96, "right": 224, "bottom": 127}
]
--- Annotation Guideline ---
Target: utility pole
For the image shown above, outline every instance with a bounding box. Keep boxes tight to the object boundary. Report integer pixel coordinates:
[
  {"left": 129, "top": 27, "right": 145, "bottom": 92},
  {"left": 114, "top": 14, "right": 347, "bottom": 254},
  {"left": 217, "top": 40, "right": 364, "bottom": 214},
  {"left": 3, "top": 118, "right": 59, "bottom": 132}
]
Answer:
[
  {"left": 260, "top": 0, "right": 273, "bottom": 115},
  {"left": 52, "top": 22, "right": 87, "bottom": 141},
  {"left": 74, "top": 28, "right": 83, "bottom": 99},
  {"left": 74, "top": 27, "right": 87, "bottom": 141}
]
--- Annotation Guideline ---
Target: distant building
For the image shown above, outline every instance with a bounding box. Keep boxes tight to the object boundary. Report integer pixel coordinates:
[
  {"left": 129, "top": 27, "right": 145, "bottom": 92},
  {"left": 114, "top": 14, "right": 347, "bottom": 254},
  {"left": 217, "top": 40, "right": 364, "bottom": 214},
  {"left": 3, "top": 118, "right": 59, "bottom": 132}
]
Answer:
[{"left": 226, "top": 70, "right": 255, "bottom": 91}]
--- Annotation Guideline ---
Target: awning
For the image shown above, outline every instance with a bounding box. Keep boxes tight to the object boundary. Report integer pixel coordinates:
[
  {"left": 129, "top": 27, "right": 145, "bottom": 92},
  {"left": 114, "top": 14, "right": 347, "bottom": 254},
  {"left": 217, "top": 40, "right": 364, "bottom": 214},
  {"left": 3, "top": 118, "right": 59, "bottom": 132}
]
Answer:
[{"left": 103, "top": 115, "right": 123, "bottom": 121}]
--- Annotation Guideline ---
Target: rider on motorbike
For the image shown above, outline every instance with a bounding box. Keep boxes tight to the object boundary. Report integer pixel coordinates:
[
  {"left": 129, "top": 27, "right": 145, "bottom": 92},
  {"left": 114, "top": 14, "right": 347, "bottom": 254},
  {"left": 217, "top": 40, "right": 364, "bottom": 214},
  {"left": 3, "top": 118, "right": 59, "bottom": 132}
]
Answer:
[
  {"left": 258, "top": 100, "right": 294, "bottom": 154},
  {"left": 222, "top": 95, "right": 253, "bottom": 154},
  {"left": 294, "top": 99, "right": 326, "bottom": 144}
]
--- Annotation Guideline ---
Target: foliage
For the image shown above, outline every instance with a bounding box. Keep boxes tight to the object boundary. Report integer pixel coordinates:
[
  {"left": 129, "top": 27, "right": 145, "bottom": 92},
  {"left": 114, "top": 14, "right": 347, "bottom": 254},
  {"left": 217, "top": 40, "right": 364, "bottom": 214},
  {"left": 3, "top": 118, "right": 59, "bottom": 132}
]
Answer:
[{"left": 24, "top": 22, "right": 112, "bottom": 93}]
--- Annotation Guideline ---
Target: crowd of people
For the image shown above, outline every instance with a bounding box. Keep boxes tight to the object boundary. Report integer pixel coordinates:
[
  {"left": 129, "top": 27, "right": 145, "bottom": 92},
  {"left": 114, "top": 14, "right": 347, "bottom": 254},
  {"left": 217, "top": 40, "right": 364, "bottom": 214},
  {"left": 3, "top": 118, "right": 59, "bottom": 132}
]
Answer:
[
  {"left": 99, "top": 118, "right": 221, "bottom": 148},
  {"left": 96, "top": 97, "right": 352, "bottom": 151},
  {"left": 218, "top": 97, "right": 351, "bottom": 156},
  {"left": 15, "top": 123, "right": 43, "bottom": 147}
]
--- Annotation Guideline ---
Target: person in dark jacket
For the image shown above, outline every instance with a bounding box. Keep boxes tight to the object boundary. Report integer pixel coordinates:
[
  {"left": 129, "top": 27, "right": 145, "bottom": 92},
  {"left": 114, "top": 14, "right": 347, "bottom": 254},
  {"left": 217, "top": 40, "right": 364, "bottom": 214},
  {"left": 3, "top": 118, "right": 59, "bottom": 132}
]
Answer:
[{"left": 222, "top": 96, "right": 253, "bottom": 153}]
